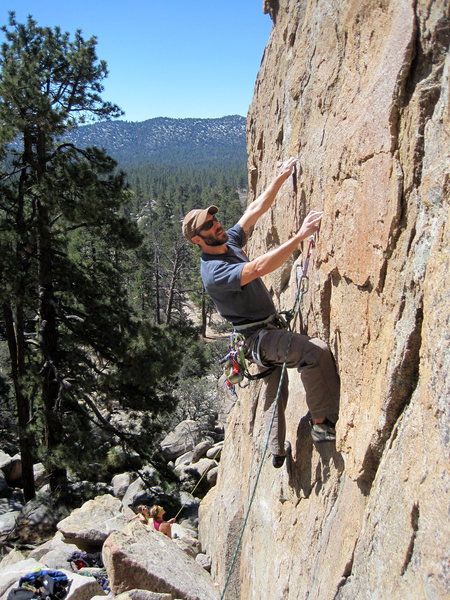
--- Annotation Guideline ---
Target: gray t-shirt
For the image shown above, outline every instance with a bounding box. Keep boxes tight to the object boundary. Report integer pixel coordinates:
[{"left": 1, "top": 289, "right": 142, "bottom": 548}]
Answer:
[{"left": 200, "top": 223, "right": 276, "bottom": 326}]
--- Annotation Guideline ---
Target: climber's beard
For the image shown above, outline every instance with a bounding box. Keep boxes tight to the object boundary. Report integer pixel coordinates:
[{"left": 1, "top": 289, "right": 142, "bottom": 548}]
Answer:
[{"left": 200, "top": 227, "right": 228, "bottom": 246}]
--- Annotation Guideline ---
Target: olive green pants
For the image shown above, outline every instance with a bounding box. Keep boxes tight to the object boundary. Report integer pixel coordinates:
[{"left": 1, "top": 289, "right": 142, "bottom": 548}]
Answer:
[{"left": 244, "top": 325, "right": 340, "bottom": 456}]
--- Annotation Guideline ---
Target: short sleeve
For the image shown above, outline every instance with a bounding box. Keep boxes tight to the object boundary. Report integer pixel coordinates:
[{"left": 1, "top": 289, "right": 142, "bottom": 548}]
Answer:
[
  {"left": 204, "top": 261, "right": 245, "bottom": 293},
  {"left": 226, "top": 223, "right": 247, "bottom": 247}
]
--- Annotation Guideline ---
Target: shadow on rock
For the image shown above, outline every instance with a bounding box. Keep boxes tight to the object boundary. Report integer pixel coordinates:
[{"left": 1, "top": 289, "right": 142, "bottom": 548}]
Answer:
[{"left": 286, "top": 414, "right": 345, "bottom": 498}]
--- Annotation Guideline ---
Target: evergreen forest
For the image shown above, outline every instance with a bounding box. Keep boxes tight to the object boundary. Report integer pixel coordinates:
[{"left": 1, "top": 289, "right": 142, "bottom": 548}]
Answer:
[{"left": 0, "top": 13, "right": 246, "bottom": 507}]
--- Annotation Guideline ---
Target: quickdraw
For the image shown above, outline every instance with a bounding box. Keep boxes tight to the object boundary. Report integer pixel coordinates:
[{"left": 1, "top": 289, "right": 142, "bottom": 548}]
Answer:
[
  {"left": 220, "top": 333, "right": 247, "bottom": 390},
  {"left": 220, "top": 332, "right": 275, "bottom": 394}
]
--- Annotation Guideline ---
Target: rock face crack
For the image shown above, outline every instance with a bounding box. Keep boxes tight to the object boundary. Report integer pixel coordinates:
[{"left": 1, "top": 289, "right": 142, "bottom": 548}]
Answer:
[
  {"left": 401, "top": 5, "right": 449, "bottom": 188},
  {"left": 401, "top": 502, "right": 420, "bottom": 575},
  {"left": 377, "top": 8, "right": 448, "bottom": 295},
  {"left": 357, "top": 303, "right": 423, "bottom": 492},
  {"left": 333, "top": 549, "right": 355, "bottom": 600}
]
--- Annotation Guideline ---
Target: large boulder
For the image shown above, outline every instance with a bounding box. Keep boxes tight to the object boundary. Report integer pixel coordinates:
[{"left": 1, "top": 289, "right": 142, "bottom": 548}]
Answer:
[
  {"left": 160, "top": 421, "right": 203, "bottom": 461},
  {"left": 65, "top": 572, "right": 106, "bottom": 600},
  {"left": 102, "top": 521, "right": 219, "bottom": 600},
  {"left": 0, "top": 496, "right": 23, "bottom": 541},
  {"left": 0, "top": 510, "right": 21, "bottom": 542},
  {"left": 28, "top": 531, "right": 80, "bottom": 570},
  {"left": 120, "top": 467, "right": 157, "bottom": 510},
  {"left": 33, "top": 463, "right": 48, "bottom": 489},
  {"left": 206, "top": 467, "right": 218, "bottom": 486},
  {"left": 171, "top": 523, "right": 201, "bottom": 558},
  {"left": 206, "top": 443, "right": 223, "bottom": 460},
  {"left": 0, "top": 550, "right": 25, "bottom": 569},
  {"left": 15, "top": 497, "right": 68, "bottom": 545},
  {"left": 191, "top": 441, "right": 213, "bottom": 464},
  {"left": 0, "top": 558, "right": 104, "bottom": 600},
  {"left": 0, "top": 451, "right": 12, "bottom": 471},
  {"left": 57, "top": 494, "right": 128, "bottom": 549},
  {"left": 195, "top": 553, "right": 212, "bottom": 573},
  {"left": 175, "top": 458, "right": 218, "bottom": 494},
  {"left": 114, "top": 590, "right": 172, "bottom": 600},
  {"left": 174, "top": 451, "right": 194, "bottom": 468},
  {"left": 111, "top": 473, "right": 132, "bottom": 500},
  {"left": 184, "top": 458, "right": 217, "bottom": 480},
  {"left": 3, "top": 455, "right": 21, "bottom": 485},
  {"left": 171, "top": 524, "right": 199, "bottom": 548}
]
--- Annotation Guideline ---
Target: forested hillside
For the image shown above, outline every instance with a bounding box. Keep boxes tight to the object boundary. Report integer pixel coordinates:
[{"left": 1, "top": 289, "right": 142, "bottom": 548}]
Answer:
[
  {"left": 64, "top": 115, "right": 247, "bottom": 167},
  {"left": 124, "top": 163, "right": 246, "bottom": 326}
]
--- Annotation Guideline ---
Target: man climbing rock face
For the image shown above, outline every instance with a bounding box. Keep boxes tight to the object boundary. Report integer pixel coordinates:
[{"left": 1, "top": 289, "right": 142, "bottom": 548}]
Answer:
[{"left": 182, "top": 157, "right": 340, "bottom": 468}]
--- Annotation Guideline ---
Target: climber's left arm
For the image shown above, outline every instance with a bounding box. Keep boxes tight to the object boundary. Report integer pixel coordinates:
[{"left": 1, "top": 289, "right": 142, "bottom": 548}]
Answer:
[{"left": 238, "top": 157, "right": 297, "bottom": 233}]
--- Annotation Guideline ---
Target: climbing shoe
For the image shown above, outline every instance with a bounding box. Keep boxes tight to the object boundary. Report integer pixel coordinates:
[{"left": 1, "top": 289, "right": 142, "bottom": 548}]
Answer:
[
  {"left": 272, "top": 441, "right": 291, "bottom": 468},
  {"left": 311, "top": 419, "right": 336, "bottom": 443},
  {"left": 272, "top": 454, "right": 286, "bottom": 468}
]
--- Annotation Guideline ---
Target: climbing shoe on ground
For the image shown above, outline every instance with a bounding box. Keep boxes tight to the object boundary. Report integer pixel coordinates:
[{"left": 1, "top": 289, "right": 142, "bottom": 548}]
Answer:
[
  {"left": 272, "top": 441, "right": 291, "bottom": 468},
  {"left": 311, "top": 419, "right": 336, "bottom": 443}
]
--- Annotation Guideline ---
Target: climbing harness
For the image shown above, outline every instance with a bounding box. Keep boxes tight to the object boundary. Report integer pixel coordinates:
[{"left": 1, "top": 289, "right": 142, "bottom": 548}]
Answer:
[
  {"left": 219, "top": 234, "right": 316, "bottom": 600},
  {"left": 220, "top": 235, "right": 315, "bottom": 394},
  {"left": 250, "top": 328, "right": 270, "bottom": 367},
  {"left": 232, "top": 313, "right": 276, "bottom": 331}
]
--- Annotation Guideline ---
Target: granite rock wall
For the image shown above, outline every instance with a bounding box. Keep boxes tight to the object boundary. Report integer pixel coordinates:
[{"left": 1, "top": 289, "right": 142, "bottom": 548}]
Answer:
[{"left": 199, "top": 1, "right": 449, "bottom": 598}]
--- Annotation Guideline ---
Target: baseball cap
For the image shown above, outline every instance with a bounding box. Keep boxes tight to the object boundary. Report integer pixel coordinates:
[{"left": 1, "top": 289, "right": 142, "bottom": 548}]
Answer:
[{"left": 182, "top": 205, "right": 218, "bottom": 241}]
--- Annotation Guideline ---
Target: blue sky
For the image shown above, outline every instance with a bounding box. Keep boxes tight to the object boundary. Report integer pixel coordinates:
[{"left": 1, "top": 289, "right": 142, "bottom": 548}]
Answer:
[{"left": 2, "top": 1, "right": 273, "bottom": 122}]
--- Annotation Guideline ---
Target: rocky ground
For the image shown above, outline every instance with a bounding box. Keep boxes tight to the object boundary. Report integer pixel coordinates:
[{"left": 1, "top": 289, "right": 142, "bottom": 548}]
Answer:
[{"left": 0, "top": 415, "right": 230, "bottom": 600}]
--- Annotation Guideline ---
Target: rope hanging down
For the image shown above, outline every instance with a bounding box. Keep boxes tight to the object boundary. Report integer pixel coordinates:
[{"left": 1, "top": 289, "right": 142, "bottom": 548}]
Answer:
[
  {"left": 220, "top": 234, "right": 316, "bottom": 600},
  {"left": 173, "top": 445, "right": 223, "bottom": 521}
]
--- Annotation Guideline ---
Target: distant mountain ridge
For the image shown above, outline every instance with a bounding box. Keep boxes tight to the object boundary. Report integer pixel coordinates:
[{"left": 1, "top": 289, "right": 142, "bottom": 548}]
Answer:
[{"left": 65, "top": 115, "right": 247, "bottom": 168}]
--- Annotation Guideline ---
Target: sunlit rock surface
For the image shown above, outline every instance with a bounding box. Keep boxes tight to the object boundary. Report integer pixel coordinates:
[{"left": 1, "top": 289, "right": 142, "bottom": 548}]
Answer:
[{"left": 199, "top": 1, "right": 449, "bottom": 598}]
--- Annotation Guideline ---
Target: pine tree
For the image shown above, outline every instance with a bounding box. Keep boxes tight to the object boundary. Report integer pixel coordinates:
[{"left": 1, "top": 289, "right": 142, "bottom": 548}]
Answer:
[
  {"left": 124, "top": 163, "right": 247, "bottom": 333},
  {"left": 0, "top": 13, "right": 184, "bottom": 499}
]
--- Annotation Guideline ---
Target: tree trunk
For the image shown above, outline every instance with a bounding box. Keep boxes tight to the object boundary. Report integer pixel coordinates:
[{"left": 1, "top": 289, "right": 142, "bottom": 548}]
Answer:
[
  {"left": 2, "top": 302, "right": 36, "bottom": 501},
  {"left": 37, "top": 198, "right": 67, "bottom": 496},
  {"left": 165, "top": 246, "right": 182, "bottom": 325},
  {"left": 2, "top": 154, "right": 37, "bottom": 501},
  {"left": 154, "top": 248, "right": 161, "bottom": 325},
  {"left": 201, "top": 287, "right": 207, "bottom": 338}
]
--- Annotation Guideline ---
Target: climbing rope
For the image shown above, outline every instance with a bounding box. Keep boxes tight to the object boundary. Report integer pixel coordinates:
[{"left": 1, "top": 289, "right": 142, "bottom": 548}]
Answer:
[
  {"left": 220, "top": 234, "right": 316, "bottom": 600},
  {"left": 173, "top": 444, "right": 223, "bottom": 521}
]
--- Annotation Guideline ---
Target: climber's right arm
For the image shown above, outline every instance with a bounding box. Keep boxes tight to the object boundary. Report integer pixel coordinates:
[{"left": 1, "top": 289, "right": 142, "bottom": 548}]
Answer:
[{"left": 240, "top": 210, "right": 322, "bottom": 286}]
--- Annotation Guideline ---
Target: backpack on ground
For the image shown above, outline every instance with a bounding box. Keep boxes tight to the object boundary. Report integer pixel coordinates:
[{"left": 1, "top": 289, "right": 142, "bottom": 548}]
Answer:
[
  {"left": 7, "top": 570, "right": 70, "bottom": 600},
  {"left": 7, "top": 590, "right": 36, "bottom": 600},
  {"left": 67, "top": 550, "right": 103, "bottom": 570}
]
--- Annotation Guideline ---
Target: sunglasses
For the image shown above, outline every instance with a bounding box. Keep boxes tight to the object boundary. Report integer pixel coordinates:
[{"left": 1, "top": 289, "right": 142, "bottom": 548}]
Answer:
[{"left": 197, "top": 215, "right": 218, "bottom": 234}]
